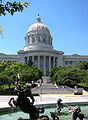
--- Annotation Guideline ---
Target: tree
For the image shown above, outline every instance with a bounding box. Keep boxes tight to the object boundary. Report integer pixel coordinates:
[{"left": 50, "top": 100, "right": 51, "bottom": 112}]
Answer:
[
  {"left": 21, "top": 67, "right": 42, "bottom": 83},
  {"left": 49, "top": 66, "right": 60, "bottom": 82},
  {"left": 0, "top": 0, "right": 30, "bottom": 16},
  {"left": 49, "top": 65, "right": 87, "bottom": 87},
  {"left": 80, "top": 62, "right": 88, "bottom": 70},
  {"left": 0, "top": 61, "right": 42, "bottom": 91},
  {"left": 0, "top": 0, "right": 30, "bottom": 34}
]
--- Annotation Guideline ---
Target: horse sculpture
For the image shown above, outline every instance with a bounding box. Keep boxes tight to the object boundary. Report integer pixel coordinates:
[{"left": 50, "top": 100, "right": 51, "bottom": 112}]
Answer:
[{"left": 8, "top": 76, "right": 48, "bottom": 120}]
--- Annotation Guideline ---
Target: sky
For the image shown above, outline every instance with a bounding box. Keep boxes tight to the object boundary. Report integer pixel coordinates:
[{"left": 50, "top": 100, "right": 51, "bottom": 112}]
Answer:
[{"left": 0, "top": 0, "right": 88, "bottom": 55}]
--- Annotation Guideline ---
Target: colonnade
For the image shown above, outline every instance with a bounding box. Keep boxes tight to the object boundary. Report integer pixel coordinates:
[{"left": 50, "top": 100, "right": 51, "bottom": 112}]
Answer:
[{"left": 24, "top": 56, "right": 58, "bottom": 76}]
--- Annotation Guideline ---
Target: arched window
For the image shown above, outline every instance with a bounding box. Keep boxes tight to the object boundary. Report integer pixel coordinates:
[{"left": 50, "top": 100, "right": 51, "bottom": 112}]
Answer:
[
  {"left": 43, "top": 34, "right": 46, "bottom": 43},
  {"left": 43, "top": 37, "right": 45, "bottom": 43}
]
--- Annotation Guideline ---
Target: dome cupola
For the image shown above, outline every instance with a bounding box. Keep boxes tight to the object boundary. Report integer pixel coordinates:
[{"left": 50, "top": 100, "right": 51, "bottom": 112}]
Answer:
[
  {"left": 36, "top": 14, "right": 41, "bottom": 23},
  {"left": 24, "top": 15, "right": 53, "bottom": 51}
]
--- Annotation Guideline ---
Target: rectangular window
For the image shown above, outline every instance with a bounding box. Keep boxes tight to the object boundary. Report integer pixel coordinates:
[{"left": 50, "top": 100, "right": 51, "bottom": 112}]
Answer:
[{"left": 65, "top": 61, "right": 68, "bottom": 65}]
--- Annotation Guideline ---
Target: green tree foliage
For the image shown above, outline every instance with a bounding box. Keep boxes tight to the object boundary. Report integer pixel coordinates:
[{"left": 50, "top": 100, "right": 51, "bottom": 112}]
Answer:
[
  {"left": 49, "top": 62, "right": 88, "bottom": 88},
  {"left": 0, "top": 61, "right": 42, "bottom": 92},
  {"left": 80, "top": 62, "right": 88, "bottom": 70},
  {"left": 21, "top": 67, "right": 42, "bottom": 83},
  {"left": 0, "top": 0, "right": 30, "bottom": 16},
  {"left": 0, "top": 0, "right": 30, "bottom": 34},
  {"left": 49, "top": 66, "right": 62, "bottom": 82}
]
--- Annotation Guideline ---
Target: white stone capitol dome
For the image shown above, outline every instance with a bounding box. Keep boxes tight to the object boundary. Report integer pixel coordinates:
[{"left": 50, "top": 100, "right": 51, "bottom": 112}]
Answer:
[
  {"left": 27, "top": 15, "right": 49, "bottom": 33},
  {"left": 24, "top": 15, "right": 53, "bottom": 51}
]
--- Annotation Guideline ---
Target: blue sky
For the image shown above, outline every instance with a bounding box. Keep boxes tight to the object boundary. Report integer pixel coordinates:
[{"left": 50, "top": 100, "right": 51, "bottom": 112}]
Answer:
[{"left": 0, "top": 0, "right": 88, "bottom": 55}]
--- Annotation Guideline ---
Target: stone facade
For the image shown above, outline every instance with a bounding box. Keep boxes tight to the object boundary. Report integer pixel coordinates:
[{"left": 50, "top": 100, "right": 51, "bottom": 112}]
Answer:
[
  {"left": 64, "top": 54, "right": 88, "bottom": 66},
  {"left": 0, "top": 15, "right": 88, "bottom": 76},
  {"left": 0, "top": 53, "right": 19, "bottom": 62}
]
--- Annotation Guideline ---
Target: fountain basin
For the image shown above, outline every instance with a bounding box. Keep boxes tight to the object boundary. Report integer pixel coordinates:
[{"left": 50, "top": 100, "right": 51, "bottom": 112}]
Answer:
[{"left": 0, "top": 103, "right": 88, "bottom": 120}]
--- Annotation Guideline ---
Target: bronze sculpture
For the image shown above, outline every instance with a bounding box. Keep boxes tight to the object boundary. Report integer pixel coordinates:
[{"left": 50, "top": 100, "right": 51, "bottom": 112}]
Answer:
[
  {"left": 56, "top": 99, "right": 63, "bottom": 113},
  {"left": 69, "top": 106, "right": 88, "bottom": 120},
  {"left": 8, "top": 76, "right": 46, "bottom": 120}
]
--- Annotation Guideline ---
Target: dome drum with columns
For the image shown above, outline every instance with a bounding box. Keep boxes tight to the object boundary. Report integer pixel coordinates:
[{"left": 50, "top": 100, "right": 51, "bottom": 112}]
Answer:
[
  {"left": 18, "top": 15, "right": 64, "bottom": 76},
  {"left": 24, "top": 15, "right": 53, "bottom": 51}
]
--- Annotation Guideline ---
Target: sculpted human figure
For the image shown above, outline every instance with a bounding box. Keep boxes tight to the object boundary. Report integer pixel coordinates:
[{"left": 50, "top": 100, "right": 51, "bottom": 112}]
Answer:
[
  {"left": 50, "top": 111, "right": 59, "bottom": 120},
  {"left": 50, "top": 99, "right": 63, "bottom": 120},
  {"left": 69, "top": 106, "right": 87, "bottom": 120},
  {"left": 56, "top": 99, "right": 63, "bottom": 113},
  {"left": 8, "top": 76, "right": 44, "bottom": 120}
]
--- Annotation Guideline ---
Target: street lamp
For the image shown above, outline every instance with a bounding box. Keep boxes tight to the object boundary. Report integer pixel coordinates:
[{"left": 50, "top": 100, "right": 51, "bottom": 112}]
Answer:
[{"left": 40, "top": 78, "right": 43, "bottom": 102}]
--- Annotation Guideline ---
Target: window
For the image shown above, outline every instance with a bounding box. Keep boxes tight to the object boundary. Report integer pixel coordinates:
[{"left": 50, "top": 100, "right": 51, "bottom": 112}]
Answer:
[
  {"left": 48, "top": 36, "right": 51, "bottom": 44},
  {"left": 43, "top": 38, "right": 45, "bottom": 43},
  {"left": 38, "top": 37, "right": 40, "bottom": 42},
  {"left": 69, "top": 61, "right": 72, "bottom": 65},
  {"left": 28, "top": 36, "right": 30, "bottom": 44},
  {"left": 32, "top": 37, "right": 35, "bottom": 43},
  {"left": 65, "top": 61, "right": 68, "bottom": 65}
]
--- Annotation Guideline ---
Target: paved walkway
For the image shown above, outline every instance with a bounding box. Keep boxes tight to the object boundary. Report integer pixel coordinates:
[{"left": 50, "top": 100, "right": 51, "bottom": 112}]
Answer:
[
  {"left": 0, "top": 81, "right": 88, "bottom": 109},
  {"left": 0, "top": 93, "right": 88, "bottom": 109}
]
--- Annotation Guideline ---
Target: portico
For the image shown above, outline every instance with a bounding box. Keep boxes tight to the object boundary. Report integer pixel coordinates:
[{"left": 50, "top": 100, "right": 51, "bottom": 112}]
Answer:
[{"left": 24, "top": 55, "right": 57, "bottom": 76}]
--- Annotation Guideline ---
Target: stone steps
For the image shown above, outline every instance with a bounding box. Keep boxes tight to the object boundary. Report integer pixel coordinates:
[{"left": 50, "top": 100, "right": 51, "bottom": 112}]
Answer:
[
  {"left": 32, "top": 76, "right": 74, "bottom": 94},
  {"left": 32, "top": 84, "right": 74, "bottom": 94}
]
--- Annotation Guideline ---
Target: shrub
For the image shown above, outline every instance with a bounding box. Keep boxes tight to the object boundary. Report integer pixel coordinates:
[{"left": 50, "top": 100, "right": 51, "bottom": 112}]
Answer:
[{"left": 74, "top": 92, "right": 83, "bottom": 95}]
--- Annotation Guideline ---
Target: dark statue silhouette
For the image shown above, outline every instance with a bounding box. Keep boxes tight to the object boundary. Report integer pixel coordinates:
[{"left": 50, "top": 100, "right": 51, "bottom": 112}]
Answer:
[
  {"left": 8, "top": 76, "right": 49, "bottom": 120},
  {"left": 69, "top": 106, "right": 88, "bottom": 120},
  {"left": 50, "top": 99, "right": 63, "bottom": 120}
]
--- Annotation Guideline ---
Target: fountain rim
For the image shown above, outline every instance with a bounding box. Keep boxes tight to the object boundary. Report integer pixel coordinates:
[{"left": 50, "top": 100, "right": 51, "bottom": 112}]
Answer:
[{"left": 0, "top": 102, "right": 88, "bottom": 115}]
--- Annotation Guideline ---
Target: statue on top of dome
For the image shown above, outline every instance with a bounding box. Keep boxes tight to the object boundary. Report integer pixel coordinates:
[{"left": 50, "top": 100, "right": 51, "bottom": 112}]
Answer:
[{"left": 36, "top": 14, "right": 41, "bottom": 23}]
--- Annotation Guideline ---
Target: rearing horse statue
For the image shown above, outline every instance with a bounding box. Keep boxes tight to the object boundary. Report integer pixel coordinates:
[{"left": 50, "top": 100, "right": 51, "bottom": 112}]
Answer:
[{"left": 8, "top": 76, "right": 44, "bottom": 120}]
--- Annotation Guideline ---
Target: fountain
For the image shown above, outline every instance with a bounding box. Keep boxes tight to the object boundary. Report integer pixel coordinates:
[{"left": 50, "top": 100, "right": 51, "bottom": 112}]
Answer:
[{"left": 1, "top": 103, "right": 88, "bottom": 120}]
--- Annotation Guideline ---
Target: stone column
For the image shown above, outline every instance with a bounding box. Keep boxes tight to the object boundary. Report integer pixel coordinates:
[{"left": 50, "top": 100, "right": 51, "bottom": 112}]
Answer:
[
  {"left": 32, "top": 56, "right": 34, "bottom": 65},
  {"left": 53, "top": 57, "right": 55, "bottom": 67},
  {"left": 38, "top": 56, "right": 40, "bottom": 69},
  {"left": 55, "top": 57, "right": 57, "bottom": 66},
  {"left": 49, "top": 56, "right": 51, "bottom": 71},
  {"left": 44, "top": 56, "right": 46, "bottom": 76}
]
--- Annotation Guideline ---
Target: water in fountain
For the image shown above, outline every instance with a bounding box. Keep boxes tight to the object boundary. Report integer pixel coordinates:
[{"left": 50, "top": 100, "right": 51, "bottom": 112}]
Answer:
[{"left": 0, "top": 104, "right": 88, "bottom": 120}]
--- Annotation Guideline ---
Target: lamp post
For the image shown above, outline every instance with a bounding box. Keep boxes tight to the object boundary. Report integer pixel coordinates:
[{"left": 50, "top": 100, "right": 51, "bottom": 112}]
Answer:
[
  {"left": 40, "top": 78, "right": 43, "bottom": 102},
  {"left": 15, "top": 73, "right": 21, "bottom": 86}
]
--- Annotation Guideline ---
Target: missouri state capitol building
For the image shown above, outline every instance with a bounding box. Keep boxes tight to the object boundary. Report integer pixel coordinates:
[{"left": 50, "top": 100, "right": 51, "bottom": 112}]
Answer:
[{"left": 0, "top": 15, "right": 88, "bottom": 76}]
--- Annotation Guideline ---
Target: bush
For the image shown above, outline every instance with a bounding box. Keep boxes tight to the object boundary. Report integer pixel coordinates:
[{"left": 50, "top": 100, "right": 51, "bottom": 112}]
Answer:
[
  {"left": 74, "top": 92, "right": 83, "bottom": 95},
  {"left": 32, "top": 93, "right": 39, "bottom": 96},
  {"left": 0, "top": 87, "right": 39, "bottom": 96},
  {"left": 0, "top": 87, "right": 17, "bottom": 95}
]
